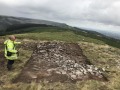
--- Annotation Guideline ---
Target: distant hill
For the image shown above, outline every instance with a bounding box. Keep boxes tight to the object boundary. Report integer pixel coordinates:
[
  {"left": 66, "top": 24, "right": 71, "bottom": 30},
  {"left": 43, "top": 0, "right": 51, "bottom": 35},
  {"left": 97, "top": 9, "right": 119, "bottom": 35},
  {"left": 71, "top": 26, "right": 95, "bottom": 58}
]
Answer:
[
  {"left": 0, "top": 15, "right": 69, "bottom": 35},
  {"left": 77, "top": 27, "right": 120, "bottom": 40}
]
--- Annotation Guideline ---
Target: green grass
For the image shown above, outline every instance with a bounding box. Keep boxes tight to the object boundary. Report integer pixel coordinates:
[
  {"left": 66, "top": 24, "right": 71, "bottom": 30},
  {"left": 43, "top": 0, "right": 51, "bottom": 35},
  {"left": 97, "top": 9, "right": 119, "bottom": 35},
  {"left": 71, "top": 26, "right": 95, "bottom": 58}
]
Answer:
[
  {"left": 7, "top": 27, "right": 105, "bottom": 45},
  {"left": 2, "top": 26, "right": 120, "bottom": 48},
  {"left": 5, "top": 26, "right": 119, "bottom": 48}
]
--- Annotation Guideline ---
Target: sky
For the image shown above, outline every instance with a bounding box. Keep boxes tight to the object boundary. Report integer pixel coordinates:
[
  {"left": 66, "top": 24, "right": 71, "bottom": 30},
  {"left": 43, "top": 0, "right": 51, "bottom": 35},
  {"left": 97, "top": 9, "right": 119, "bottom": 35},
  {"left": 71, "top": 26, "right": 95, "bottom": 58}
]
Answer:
[{"left": 0, "top": 0, "right": 120, "bottom": 33}]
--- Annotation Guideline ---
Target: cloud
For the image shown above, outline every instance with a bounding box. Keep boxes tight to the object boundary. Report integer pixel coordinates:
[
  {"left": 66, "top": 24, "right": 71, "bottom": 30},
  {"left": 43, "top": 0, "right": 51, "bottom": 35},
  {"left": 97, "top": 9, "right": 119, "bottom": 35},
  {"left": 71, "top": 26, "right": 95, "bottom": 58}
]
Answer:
[{"left": 0, "top": 0, "right": 120, "bottom": 31}]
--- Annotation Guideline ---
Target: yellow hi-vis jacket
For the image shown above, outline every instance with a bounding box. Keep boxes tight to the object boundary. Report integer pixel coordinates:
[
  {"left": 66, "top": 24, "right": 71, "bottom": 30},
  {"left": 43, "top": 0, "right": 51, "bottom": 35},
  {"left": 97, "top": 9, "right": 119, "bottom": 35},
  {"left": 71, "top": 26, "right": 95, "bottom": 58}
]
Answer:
[{"left": 4, "top": 39, "right": 21, "bottom": 60}]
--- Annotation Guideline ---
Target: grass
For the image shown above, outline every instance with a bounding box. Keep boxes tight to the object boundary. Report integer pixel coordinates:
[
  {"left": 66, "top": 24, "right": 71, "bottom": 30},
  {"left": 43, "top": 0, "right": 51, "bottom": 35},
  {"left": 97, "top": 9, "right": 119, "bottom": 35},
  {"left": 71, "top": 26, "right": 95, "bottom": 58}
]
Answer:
[
  {"left": 8, "top": 27, "right": 105, "bottom": 45},
  {"left": 79, "top": 42, "right": 120, "bottom": 90},
  {"left": 0, "top": 45, "right": 33, "bottom": 89},
  {"left": 0, "top": 26, "right": 120, "bottom": 90}
]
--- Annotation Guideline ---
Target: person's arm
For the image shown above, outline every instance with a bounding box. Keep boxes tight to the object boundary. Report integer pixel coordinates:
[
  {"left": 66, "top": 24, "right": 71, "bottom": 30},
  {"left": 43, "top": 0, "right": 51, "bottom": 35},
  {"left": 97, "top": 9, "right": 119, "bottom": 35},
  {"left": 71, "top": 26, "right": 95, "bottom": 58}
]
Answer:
[{"left": 14, "top": 41, "right": 21, "bottom": 44}]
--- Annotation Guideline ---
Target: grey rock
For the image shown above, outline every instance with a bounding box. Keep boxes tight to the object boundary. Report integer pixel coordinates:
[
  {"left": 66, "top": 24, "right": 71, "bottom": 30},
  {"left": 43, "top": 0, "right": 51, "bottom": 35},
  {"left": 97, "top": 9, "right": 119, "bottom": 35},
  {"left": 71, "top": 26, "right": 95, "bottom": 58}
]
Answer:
[{"left": 71, "top": 75, "right": 77, "bottom": 80}]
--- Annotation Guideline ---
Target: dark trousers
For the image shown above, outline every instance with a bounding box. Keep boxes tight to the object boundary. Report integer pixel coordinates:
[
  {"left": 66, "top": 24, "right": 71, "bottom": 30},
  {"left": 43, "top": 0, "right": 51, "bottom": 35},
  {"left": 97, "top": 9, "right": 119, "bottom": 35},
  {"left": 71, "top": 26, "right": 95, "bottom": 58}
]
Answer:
[{"left": 7, "top": 60, "right": 14, "bottom": 70}]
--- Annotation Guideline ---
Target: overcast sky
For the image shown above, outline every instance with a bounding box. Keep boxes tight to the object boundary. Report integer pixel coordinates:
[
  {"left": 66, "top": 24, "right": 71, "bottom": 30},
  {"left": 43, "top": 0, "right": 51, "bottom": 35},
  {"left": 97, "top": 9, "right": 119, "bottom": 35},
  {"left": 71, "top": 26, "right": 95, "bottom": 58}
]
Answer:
[{"left": 0, "top": 0, "right": 120, "bottom": 33}]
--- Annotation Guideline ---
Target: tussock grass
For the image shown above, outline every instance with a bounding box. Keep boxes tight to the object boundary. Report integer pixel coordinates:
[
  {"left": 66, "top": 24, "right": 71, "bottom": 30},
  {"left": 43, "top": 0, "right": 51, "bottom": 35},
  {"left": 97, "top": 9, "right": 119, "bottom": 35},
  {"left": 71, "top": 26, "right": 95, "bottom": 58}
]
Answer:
[{"left": 79, "top": 42, "right": 120, "bottom": 90}]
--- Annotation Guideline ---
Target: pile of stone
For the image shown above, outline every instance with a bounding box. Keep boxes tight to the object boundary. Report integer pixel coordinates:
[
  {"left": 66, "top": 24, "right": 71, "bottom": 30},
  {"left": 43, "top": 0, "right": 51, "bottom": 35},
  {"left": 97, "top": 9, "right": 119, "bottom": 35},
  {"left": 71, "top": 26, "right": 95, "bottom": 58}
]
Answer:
[
  {"left": 14, "top": 42, "right": 107, "bottom": 83},
  {"left": 33, "top": 42, "right": 106, "bottom": 81}
]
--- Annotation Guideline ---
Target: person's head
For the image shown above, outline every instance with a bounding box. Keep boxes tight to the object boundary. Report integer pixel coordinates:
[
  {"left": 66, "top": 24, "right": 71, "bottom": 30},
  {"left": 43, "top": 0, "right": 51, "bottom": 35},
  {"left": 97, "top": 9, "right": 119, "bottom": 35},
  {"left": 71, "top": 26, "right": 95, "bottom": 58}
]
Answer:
[{"left": 9, "top": 35, "right": 16, "bottom": 41}]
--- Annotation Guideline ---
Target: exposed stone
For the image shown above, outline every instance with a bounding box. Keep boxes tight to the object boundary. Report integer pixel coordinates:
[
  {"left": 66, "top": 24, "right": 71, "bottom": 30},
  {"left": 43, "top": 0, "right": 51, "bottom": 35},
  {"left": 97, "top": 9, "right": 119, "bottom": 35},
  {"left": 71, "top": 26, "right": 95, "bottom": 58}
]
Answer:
[
  {"left": 71, "top": 75, "right": 77, "bottom": 80},
  {"left": 13, "top": 42, "right": 107, "bottom": 83}
]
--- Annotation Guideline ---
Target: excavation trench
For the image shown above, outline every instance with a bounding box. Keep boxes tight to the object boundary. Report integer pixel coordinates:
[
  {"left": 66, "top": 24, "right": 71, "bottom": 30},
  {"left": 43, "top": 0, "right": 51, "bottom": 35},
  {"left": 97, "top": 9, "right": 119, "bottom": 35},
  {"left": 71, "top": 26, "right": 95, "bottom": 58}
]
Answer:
[{"left": 12, "top": 42, "right": 107, "bottom": 83}]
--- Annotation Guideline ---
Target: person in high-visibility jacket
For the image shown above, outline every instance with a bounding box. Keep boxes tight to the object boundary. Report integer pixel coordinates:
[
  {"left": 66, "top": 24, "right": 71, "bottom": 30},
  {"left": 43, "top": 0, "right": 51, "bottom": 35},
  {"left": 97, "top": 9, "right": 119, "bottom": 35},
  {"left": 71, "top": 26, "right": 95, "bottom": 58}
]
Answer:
[{"left": 4, "top": 35, "right": 21, "bottom": 70}]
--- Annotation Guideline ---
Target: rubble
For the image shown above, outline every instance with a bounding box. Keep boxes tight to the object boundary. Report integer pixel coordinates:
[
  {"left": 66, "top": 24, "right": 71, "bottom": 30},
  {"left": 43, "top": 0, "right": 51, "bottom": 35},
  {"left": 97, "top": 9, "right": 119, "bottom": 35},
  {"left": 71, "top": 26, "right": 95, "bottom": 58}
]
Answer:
[{"left": 14, "top": 42, "right": 107, "bottom": 83}]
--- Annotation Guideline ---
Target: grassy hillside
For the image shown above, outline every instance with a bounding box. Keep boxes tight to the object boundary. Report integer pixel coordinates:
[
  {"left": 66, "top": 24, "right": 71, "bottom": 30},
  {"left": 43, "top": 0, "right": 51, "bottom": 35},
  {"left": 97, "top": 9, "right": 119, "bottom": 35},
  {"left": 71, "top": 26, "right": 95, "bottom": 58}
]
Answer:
[
  {"left": 1, "top": 26, "right": 120, "bottom": 47},
  {"left": 0, "top": 15, "right": 69, "bottom": 33},
  {"left": 0, "top": 26, "right": 120, "bottom": 90}
]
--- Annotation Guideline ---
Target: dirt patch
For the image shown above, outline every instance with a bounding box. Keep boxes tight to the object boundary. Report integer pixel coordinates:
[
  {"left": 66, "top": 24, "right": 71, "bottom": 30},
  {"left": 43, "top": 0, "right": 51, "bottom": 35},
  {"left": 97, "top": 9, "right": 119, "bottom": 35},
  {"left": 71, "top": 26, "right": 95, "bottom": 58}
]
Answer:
[
  {"left": 20, "top": 41, "right": 37, "bottom": 50},
  {"left": 13, "top": 42, "right": 107, "bottom": 83}
]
